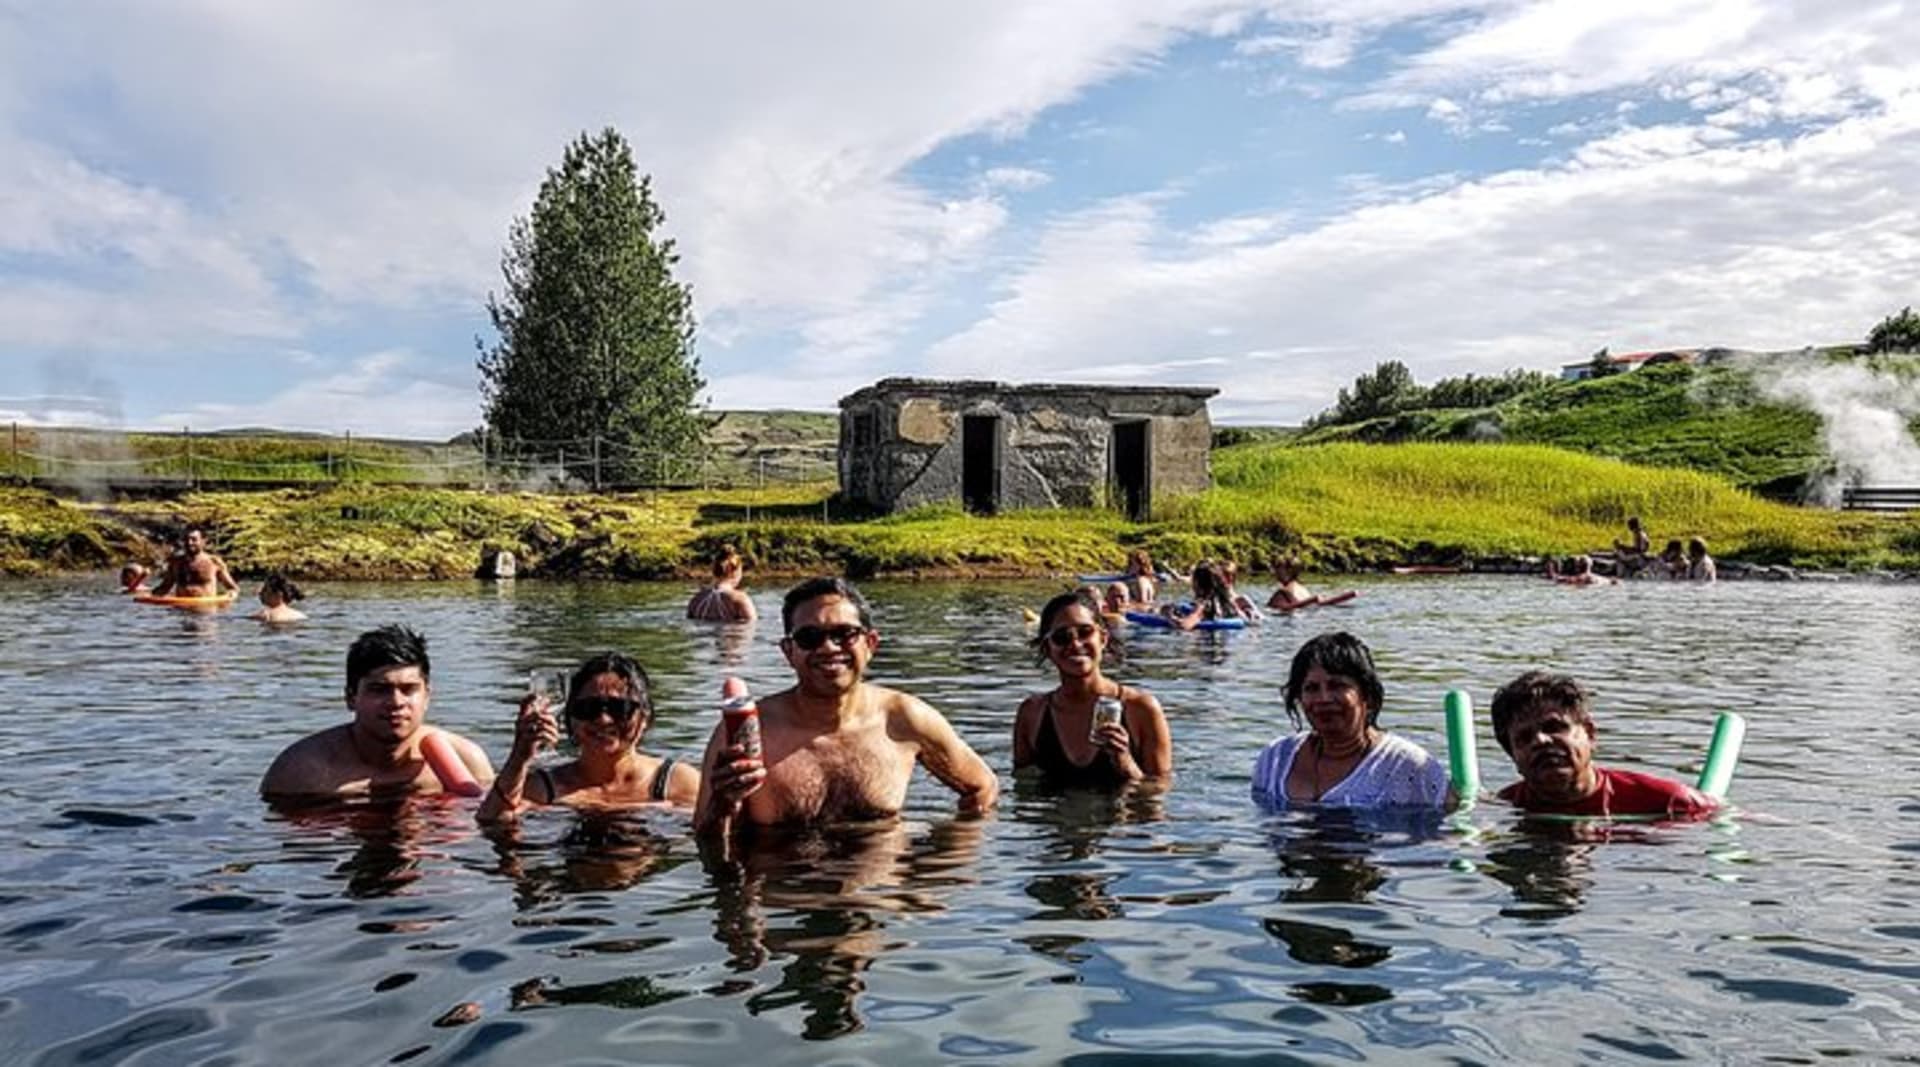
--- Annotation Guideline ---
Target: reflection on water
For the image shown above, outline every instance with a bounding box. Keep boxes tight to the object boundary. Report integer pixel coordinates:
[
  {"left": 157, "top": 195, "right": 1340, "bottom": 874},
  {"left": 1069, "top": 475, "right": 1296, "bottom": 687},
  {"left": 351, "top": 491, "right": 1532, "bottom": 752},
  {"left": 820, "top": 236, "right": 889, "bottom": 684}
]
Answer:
[{"left": 3, "top": 575, "right": 1920, "bottom": 1062}]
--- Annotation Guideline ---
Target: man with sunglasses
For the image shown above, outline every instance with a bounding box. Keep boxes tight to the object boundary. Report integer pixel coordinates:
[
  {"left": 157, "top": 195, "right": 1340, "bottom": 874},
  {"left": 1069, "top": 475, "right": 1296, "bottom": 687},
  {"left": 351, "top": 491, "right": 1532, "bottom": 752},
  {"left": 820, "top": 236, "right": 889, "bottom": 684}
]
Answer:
[
  {"left": 261, "top": 625, "right": 494, "bottom": 799},
  {"left": 694, "top": 577, "right": 998, "bottom": 838}
]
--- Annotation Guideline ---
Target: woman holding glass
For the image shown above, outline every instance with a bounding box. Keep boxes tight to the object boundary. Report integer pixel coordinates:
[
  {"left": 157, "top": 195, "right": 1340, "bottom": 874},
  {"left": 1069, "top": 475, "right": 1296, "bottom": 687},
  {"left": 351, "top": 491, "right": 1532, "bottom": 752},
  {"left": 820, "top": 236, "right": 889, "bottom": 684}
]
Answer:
[
  {"left": 479, "top": 651, "right": 701, "bottom": 821},
  {"left": 1014, "top": 588, "right": 1172, "bottom": 787}
]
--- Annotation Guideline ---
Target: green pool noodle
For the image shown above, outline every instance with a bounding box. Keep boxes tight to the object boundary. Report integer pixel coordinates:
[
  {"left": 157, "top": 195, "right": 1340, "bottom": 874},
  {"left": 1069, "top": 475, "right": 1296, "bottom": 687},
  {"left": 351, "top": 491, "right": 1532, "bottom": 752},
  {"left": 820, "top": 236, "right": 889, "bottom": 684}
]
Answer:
[
  {"left": 1444, "top": 689, "right": 1480, "bottom": 800},
  {"left": 1696, "top": 711, "right": 1747, "bottom": 800}
]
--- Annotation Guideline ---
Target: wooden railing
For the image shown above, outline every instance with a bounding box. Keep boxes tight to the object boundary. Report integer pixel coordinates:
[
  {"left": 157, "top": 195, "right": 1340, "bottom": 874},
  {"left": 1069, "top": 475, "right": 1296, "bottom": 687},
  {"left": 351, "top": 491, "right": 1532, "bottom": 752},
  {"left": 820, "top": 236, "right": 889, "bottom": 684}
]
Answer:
[{"left": 1841, "top": 486, "right": 1920, "bottom": 512}]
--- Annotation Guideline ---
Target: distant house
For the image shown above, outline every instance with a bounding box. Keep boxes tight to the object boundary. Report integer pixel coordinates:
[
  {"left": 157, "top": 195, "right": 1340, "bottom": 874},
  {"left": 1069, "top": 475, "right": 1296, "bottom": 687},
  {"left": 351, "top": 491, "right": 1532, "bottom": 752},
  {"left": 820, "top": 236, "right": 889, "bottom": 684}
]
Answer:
[
  {"left": 1559, "top": 349, "right": 1701, "bottom": 382},
  {"left": 837, "top": 378, "right": 1218, "bottom": 520}
]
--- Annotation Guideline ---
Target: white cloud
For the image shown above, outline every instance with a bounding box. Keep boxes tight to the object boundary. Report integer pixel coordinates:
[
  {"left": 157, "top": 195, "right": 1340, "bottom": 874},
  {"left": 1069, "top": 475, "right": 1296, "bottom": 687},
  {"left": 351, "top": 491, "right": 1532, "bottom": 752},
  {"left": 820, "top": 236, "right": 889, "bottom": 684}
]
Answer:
[
  {"left": 926, "top": 95, "right": 1920, "bottom": 420},
  {"left": 981, "top": 166, "right": 1054, "bottom": 192},
  {"left": 152, "top": 349, "right": 479, "bottom": 438}
]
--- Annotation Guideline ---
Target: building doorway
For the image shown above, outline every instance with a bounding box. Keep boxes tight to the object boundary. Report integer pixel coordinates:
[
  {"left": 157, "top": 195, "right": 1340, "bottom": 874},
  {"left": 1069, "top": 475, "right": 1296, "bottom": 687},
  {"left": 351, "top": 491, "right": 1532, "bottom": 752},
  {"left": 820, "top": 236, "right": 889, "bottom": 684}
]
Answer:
[
  {"left": 1111, "top": 420, "right": 1149, "bottom": 520},
  {"left": 962, "top": 415, "right": 1000, "bottom": 514}
]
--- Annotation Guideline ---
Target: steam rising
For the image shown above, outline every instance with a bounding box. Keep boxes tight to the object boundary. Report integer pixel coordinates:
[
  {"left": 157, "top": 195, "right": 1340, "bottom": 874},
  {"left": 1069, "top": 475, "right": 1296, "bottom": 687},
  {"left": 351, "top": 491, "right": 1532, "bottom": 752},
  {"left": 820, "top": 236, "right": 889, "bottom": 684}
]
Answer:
[{"left": 1748, "top": 354, "right": 1920, "bottom": 505}]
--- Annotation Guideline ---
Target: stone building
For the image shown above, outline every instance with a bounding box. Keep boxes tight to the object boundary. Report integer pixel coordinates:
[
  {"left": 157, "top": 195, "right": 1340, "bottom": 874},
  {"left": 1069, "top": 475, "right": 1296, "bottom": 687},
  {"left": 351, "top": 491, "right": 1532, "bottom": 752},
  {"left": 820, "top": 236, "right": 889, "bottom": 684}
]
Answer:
[{"left": 837, "top": 378, "right": 1219, "bottom": 519}]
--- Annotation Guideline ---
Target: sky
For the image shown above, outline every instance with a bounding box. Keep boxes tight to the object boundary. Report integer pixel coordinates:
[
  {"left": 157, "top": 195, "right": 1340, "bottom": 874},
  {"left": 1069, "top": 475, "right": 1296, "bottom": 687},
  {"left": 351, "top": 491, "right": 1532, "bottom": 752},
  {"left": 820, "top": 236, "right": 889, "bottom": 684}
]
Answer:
[{"left": 1, "top": 1, "right": 1916, "bottom": 437}]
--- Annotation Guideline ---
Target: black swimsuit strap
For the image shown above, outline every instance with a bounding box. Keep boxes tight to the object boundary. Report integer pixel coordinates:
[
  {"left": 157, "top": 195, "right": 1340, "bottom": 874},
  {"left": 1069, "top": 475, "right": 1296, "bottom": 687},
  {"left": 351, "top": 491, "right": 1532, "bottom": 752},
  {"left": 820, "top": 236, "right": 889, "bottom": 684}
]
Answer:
[
  {"left": 649, "top": 757, "right": 677, "bottom": 802},
  {"left": 532, "top": 765, "right": 557, "bottom": 804}
]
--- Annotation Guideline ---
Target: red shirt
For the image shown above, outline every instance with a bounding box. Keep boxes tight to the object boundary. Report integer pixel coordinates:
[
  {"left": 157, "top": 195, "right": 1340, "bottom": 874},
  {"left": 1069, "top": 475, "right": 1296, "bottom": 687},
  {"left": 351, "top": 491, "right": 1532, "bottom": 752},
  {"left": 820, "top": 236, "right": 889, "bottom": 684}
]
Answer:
[{"left": 1499, "top": 766, "right": 1718, "bottom": 820}]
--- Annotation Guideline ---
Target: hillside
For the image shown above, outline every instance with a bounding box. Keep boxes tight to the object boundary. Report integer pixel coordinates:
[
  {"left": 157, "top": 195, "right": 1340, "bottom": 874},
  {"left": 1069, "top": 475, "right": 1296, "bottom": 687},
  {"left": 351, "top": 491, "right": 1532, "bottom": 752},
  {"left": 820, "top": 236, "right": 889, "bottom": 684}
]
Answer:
[{"left": 1294, "top": 362, "right": 1831, "bottom": 494}]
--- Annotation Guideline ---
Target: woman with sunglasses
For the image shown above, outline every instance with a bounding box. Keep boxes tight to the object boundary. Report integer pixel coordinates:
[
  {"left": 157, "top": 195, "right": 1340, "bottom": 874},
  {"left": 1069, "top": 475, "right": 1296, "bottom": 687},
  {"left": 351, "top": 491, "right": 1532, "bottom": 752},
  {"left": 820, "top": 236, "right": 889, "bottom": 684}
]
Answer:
[
  {"left": 479, "top": 652, "right": 700, "bottom": 821},
  {"left": 1014, "top": 589, "right": 1172, "bottom": 787}
]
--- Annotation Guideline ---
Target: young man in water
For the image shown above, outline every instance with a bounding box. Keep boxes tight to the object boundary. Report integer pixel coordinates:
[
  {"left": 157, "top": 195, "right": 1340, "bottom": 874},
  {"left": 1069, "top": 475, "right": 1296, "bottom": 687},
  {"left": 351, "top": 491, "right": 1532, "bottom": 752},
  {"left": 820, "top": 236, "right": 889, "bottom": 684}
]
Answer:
[
  {"left": 694, "top": 577, "right": 998, "bottom": 839},
  {"left": 260, "top": 625, "right": 493, "bottom": 799},
  {"left": 1490, "top": 670, "right": 1716, "bottom": 820},
  {"left": 149, "top": 526, "right": 239, "bottom": 599}
]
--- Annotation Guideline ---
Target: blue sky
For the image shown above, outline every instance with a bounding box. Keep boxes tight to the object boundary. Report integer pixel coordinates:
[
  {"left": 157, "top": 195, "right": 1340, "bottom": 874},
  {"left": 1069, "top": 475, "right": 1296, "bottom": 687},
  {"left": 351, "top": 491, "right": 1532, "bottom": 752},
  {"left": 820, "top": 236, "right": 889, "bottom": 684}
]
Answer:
[{"left": 1, "top": 1, "right": 1915, "bottom": 437}]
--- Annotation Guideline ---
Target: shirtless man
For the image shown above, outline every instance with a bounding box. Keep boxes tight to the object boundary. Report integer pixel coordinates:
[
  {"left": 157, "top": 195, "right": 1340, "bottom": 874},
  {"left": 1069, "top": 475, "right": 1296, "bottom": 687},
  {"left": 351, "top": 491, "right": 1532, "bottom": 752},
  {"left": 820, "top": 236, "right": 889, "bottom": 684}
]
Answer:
[
  {"left": 1609, "top": 516, "right": 1652, "bottom": 577},
  {"left": 260, "top": 625, "right": 493, "bottom": 799},
  {"left": 686, "top": 543, "right": 756, "bottom": 622},
  {"left": 693, "top": 577, "right": 998, "bottom": 840},
  {"left": 149, "top": 526, "right": 238, "bottom": 598}
]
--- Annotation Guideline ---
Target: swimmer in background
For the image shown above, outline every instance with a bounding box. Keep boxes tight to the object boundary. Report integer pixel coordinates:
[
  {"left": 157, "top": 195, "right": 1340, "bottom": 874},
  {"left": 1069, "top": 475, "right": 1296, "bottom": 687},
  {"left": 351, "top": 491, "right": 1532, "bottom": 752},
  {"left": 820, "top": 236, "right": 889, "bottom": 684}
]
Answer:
[
  {"left": 1267, "top": 555, "right": 1357, "bottom": 612},
  {"left": 253, "top": 573, "right": 308, "bottom": 623},
  {"left": 1686, "top": 537, "right": 1717, "bottom": 582},
  {"left": 1548, "top": 555, "right": 1617, "bottom": 586},
  {"left": 1101, "top": 581, "right": 1132, "bottom": 619},
  {"left": 119, "top": 562, "right": 150, "bottom": 594},
  {"left": 260, "top": 625, "right": 494, "bottom": 800},
  {"left": 149, "top": 526, "right": 238, "bottom": 599},
  {"left": 479, "top": 651, "right": 700, "bottom": 822},
  {"left": 1121, "top": 548, "right": 1158, "bottom": 608},
  {"left": 1655, "top": 539, "right": 1687, "bottom": 579},
  {"left": 1491, "top": 669, "right": 1716, "bottom": 820},
  {"left": 1609, "top": 516, "right": 1651, "bottom": 577},
  {"left": 1161, "top": 561, "right": 1243, "bottom": 631},
  {"left": 687, "top": 543, "right": 756, "bottom": 622},
  {"left": 1219, "top": 560, "right": 1263, "bottom": 623}
]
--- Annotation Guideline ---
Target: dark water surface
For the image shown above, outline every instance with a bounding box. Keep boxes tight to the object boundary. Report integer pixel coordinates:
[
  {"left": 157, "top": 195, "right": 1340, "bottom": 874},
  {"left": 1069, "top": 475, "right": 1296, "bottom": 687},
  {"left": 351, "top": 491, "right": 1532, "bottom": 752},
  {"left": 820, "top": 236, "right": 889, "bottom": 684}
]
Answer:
[{"left": 4, "top": 575, "right": 1920, "bottom": 1064}]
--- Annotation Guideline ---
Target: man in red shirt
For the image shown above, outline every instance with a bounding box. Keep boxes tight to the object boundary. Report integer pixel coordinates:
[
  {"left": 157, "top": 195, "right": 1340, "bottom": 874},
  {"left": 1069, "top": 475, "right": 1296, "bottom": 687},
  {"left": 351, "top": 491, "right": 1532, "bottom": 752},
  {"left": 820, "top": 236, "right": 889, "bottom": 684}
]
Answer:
[{"left": 1490, "top": 670, "right": 1717, "bottom": 820}]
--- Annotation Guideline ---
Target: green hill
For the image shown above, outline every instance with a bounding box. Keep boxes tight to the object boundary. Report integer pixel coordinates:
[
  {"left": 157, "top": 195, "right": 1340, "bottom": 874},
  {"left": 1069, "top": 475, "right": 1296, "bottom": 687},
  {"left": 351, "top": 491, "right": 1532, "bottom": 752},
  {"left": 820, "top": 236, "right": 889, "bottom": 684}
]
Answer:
[{"left": 1295, "top": 362, "right": 1830, "bottom": 494}]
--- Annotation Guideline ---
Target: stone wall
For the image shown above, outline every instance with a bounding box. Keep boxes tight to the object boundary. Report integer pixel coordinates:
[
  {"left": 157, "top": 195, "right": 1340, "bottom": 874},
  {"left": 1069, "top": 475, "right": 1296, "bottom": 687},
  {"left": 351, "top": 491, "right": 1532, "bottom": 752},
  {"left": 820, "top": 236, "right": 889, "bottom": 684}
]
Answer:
[{"left": 838, "top": 379, "right": 1217, "bottom": 516}]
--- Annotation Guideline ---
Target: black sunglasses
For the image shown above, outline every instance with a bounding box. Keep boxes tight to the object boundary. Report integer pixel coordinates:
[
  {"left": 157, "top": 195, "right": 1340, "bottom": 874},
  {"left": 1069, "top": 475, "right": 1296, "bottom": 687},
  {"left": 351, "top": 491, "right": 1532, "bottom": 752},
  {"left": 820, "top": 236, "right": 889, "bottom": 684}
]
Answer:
[
  {"left": 1047, "top": 623, "right": 1101, "bottom": 649},
  {"left": 566, "top": 696, "right": 646, "bottom": 723},
  {"left": 786, "top": 624, "right": 869, "bottom": 651}
]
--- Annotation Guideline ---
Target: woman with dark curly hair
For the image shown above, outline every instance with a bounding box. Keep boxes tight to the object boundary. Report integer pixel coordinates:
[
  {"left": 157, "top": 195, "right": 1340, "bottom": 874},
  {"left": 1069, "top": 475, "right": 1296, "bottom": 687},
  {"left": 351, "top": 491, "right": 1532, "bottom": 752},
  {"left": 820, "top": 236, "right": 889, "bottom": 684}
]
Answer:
[{"left": 1250, "top": 632, "right": 1450, "bottom": 809}]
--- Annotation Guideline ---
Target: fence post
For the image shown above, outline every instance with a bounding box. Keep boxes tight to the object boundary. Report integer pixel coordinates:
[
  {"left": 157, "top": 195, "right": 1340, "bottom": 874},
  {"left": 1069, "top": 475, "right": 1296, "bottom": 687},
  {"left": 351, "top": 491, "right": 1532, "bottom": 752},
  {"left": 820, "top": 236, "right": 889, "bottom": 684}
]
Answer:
[
  {"left": 184, "top": 426, "right": 195, "bottom": 489},
  {"left": 9, "top": 422, "right": 17, "bottom": 483},
  {"left": 344, "top": 430, "right": 353, "bottom": 482}
]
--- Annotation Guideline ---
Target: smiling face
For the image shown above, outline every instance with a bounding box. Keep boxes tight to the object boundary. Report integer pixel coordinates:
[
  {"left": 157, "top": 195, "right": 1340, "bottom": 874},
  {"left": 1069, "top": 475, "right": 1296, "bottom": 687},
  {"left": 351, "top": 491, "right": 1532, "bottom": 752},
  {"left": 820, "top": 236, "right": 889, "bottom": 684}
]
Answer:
[
  {"left": 781, "top": 594, "right": 878, "bottom": 697},
  {"left": 1043, "top": 602, "right": 1107, "bottom": 681},
  {"left": 1296, "top": 664, "right": 1373, "bottom": 748},
  {"left": 567, "top": 671, "right": 646, "bottom": 756},
  {"left": 347, "top": 664, "right": 430, "bottom": 747},
  {"left": 183, "top": 529, "right": 206, "bottom": 555},
  {"left": 1505, "top": 701, "right": 1598, "bottom": 799}
]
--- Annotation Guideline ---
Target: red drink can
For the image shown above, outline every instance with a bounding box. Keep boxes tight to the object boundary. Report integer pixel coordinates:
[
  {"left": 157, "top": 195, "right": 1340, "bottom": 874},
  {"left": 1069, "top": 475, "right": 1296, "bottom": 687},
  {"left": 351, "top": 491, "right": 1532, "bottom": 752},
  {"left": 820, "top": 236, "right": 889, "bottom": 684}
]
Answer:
[{"left": 720, "top": 678, "right": 762, "bottom": 758}]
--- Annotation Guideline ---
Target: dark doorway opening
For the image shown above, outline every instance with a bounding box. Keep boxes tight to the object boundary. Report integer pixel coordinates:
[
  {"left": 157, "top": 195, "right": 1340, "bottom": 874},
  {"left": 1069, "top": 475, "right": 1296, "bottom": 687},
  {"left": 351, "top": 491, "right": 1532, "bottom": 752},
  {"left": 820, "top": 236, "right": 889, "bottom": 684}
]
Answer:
[
  {"left": 1111, "top": 420, "right": 1149, "bottom": 520},
  {"left": 962, "top": 415, "right": 1000, "bottom": 514}
]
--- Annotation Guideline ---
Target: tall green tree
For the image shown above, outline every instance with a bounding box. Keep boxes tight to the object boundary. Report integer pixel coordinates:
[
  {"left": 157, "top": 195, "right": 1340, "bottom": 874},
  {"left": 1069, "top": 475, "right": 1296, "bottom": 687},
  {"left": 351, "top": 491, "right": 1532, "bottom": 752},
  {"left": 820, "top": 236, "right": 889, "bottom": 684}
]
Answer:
[{"left": 478, "top": 128, "right": 703, "bottom": 482}]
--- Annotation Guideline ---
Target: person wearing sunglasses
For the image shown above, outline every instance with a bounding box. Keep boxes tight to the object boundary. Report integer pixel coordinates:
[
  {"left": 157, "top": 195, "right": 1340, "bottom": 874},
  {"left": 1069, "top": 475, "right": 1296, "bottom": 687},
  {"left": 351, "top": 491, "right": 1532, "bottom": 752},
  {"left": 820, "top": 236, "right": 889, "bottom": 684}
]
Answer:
[
  {"left": 694, "top": 577, "right": 998, "bottom": 839},
  {"left": 479, "top": 651, "right": 700, "bottom": 822},
  {"left": 1015, "top": 589, "right": 1172, "bottom": 787}
]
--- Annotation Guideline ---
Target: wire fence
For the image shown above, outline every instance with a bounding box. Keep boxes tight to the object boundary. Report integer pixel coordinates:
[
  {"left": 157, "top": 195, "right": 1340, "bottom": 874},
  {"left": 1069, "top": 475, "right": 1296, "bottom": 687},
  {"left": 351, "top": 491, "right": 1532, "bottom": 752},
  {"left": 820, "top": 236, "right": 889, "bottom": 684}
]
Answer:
[{"left": 1, "top": 423, "right": 839, "bottom": 495}]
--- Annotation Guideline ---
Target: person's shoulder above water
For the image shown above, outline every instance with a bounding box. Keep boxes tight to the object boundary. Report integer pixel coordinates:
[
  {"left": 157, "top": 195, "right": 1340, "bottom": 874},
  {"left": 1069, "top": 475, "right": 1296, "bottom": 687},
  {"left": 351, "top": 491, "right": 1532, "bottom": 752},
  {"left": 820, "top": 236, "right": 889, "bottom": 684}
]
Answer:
[
  {"left": 1499, "top": 766, "right": 1716, "bottom": 820},
  {"left": 1251, "top": 731, "right": 1448, "bottom": 809}
]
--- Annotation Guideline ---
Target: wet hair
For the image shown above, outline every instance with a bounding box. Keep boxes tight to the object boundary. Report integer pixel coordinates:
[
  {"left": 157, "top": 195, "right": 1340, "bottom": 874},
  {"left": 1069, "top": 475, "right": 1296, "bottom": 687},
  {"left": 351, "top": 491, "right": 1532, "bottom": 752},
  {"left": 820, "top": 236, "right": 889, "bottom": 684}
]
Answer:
[
  {"left": 1127, "top": 548, "right": 1153, "bottom": 575},
  {"left": 781, "top": 576, "right": 873, "bottom": 633},
  {"left": 1283, "top": 632, "right": 1385, "bottom": 731},
  {"left": 1661, "top": 539, "right": 1684, "bottom": 558},
  {"left": 1490, "top": 670, "right": 1592, "bottom": 755},
  {"left": 566, "top": 651, "right": 654, "bottom": 728},
  {"left": 1190, "top": 561, "right": 1237, "bottom": 619},
  {"left": 261, "top": 572, "right": 305, "bottom": 603},
  {"left": 1272, "top": 554, "right": 1302, "bottom": 580},
  {"left": 120, "top": 563, "right": 147, "bottom": 585},
  {"left": 1688, "top": 537, "right": 1709, "bottom": 559},
  {"left": 346, "top": 625, "right": 429, "bottom": 695},
  {"left": 711, "top": 543, "right": 743, "bottom": 579},
  {"left": 1627, "top": 515, "right": 1642, "bottom": 529},
  {"left": 1031, "top": 587, "right": 1124, "bottom": 666}
]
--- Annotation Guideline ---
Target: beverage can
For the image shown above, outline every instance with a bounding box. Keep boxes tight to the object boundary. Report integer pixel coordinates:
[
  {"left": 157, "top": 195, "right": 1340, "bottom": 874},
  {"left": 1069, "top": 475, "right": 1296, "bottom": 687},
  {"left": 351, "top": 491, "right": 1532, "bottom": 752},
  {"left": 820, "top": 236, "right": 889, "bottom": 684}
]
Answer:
[
  {"left": 1091, "top": 696, "right": 1124, "bottom": 742},
  {"left": 721, "top": 678, "right": 762, "bottom": 758}
]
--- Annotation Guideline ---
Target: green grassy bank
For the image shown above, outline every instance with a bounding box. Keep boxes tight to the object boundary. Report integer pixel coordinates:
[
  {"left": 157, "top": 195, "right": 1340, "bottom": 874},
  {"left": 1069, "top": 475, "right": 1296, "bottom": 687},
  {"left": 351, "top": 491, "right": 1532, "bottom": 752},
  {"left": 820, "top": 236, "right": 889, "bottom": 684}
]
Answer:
[{"left": 4, "top": 441, "right": 1914, "bottom": 580}]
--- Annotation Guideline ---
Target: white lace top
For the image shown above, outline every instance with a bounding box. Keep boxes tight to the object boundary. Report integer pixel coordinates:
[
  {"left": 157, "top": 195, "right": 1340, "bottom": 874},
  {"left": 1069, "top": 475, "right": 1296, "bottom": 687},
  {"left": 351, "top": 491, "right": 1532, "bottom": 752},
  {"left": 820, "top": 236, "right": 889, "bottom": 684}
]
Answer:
[{"left": 1251, "top": 731, "right": 1451, "bottom": 809}]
